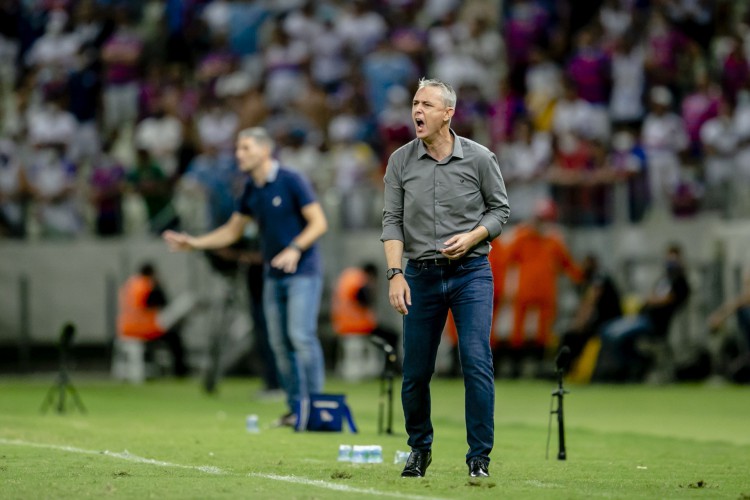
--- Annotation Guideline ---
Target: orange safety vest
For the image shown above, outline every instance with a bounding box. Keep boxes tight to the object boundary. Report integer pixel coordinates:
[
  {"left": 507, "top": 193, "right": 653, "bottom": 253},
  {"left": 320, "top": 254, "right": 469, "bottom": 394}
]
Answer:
[
  {"left": 117, "top": 275, "right": 165, "bottom": 341},
  {"left": 331, "top": 267, "right": 377, "bottom": 335},
  {"left": 506, "top": 223, "right": 583, "bottom": 301}
]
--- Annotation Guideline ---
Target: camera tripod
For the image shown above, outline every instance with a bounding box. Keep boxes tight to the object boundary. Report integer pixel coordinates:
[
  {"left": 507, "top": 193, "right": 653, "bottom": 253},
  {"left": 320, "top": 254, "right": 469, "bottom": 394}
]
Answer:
[
  {"left": 41, "top": 323, "right": 86, "bottom": 415},
  {"left": 546, "top": 346, "right": 571, "bottom": 460},
  {"left": 372, "top": 336, "right": 398, "bottom": 435}
]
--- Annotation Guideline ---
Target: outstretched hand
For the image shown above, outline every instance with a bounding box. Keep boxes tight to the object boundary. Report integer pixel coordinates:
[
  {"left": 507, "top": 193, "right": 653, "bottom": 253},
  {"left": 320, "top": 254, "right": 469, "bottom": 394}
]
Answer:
[{"left": 162, "top": 230, "right": 194, "bottom": 252}]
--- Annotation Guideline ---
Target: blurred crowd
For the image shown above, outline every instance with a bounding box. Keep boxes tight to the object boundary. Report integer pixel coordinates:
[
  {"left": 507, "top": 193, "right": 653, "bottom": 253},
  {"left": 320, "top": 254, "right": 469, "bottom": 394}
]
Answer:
[{"left": 1, "top": 0, "right": 750, "bottom": 240}]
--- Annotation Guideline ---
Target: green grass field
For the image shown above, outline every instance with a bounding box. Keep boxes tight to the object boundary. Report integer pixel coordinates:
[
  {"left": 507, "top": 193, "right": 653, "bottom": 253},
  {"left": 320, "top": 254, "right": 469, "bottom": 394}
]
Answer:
[{"left": 1, "top": 375, "right": 749, "bottom": 499}]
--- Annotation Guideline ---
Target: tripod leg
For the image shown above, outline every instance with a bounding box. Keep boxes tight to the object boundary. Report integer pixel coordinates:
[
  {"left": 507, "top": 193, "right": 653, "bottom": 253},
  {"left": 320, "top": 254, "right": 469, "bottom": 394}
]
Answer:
[
  {"left": 57, "top": 377, "right": 67, "bottom": 414},
  {"left": 377, "top": 376, "right": 385, "bottom": 434},
  {"left": 40, "top": 384, "right": 59, "bottom": 414},
  {"left": 203, "top": 294, "right": 232, "bottom": 394},
  {"left": 386, "top": 375, "right": 394, "bottom": 435},
  {"left": 67, "top": 383, "right": 87, "bottom": 414},
  {"left": 557, "top": 393, "right": 566, "bottom": 460}
]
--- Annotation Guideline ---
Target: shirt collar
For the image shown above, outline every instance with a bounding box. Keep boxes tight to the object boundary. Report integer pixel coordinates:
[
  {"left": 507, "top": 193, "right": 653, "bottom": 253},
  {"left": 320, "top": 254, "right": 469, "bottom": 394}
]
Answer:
[
  {"left": 255, "top": 160, "right": 279, "bottom": 186},
  {"left": 417, "top": 129, "right": 464, "bottom": 163}
]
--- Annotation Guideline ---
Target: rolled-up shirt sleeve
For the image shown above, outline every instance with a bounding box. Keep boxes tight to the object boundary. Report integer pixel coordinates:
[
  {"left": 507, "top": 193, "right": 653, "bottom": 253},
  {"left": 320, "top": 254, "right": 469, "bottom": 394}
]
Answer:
[
  {"left": 381, "top": 154, "right": 405, "bottom": 242},
  {"left": 477, "top": 151, "right": 510, "bottom": 240}
]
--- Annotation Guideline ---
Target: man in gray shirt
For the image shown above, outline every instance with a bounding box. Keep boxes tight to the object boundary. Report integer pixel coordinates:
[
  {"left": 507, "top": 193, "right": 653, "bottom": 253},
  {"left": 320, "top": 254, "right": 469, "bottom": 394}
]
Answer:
[{"left": 381, "top": 78, "right": 509, "bottom": 478}]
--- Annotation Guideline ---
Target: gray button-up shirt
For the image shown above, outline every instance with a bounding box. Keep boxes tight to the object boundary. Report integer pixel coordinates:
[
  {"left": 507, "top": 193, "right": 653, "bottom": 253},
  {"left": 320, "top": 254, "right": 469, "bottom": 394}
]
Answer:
[{"left": 381, "top": 131, "right": 510, "bottom": 260}]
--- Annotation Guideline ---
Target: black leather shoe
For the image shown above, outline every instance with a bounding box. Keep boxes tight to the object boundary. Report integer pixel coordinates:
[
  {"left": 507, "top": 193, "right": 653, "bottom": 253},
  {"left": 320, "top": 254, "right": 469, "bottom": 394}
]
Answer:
[
  {"left": 401, "top": 450, "right": 432, "bottom": 477},
  {"left": 468, "top": 456, "right": 490, "bottom": 477}
]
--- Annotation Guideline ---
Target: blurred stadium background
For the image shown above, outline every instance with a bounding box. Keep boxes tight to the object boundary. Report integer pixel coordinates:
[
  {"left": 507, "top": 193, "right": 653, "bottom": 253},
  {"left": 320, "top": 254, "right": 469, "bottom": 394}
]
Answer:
[{"left": 1, "top": 0, "right": 749, "bottom": 383}]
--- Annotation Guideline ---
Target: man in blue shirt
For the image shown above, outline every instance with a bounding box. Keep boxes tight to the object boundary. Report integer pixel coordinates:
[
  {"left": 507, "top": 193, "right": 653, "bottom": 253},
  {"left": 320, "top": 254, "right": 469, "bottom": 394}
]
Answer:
[{"left": 163, "top": 127, "right": 328, "bottom": 426}]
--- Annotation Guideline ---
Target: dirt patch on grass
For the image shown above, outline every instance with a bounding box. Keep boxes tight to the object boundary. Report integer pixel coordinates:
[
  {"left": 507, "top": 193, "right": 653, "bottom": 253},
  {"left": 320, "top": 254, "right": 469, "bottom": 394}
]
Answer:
[{"left": 331, "top": 470, "right": 352, "bottom": 479}]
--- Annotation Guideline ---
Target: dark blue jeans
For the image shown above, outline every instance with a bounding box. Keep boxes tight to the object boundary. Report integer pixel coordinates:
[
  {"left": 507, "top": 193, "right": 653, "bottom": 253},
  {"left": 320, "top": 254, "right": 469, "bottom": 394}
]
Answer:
[{"left": 401, "top": 255, "right": 494, "bottom": 462}]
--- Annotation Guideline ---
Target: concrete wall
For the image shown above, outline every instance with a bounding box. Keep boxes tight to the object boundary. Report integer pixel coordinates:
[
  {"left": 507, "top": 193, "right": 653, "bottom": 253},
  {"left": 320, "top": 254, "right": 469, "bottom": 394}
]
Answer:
[{"left": 1, "top": 215, "right": 748, "bottom": 360}]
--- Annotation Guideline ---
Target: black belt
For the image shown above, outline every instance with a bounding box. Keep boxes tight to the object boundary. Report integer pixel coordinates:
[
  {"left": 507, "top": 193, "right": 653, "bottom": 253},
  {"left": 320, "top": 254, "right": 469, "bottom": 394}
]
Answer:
[{"left": 408, "top": 256, "right": 482, "bottom": 269}]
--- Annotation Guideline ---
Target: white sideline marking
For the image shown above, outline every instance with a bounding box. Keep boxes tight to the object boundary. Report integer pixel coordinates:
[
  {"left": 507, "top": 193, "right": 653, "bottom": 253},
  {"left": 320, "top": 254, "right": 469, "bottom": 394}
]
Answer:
[
  {"left": 0, "top": 438, "right": 448, "bottom": 500},
  {"left": 0, "top": 438, "right": 225, "bottom": 474},
  {"left": 250, "top": 473, "right": 449, "bottom": 500}
]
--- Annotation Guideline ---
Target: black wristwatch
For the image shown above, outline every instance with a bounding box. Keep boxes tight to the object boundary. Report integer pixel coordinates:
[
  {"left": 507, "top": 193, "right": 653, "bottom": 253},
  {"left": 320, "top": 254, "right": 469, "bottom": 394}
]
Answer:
[{"left": 386, "top": 268, "right": 403, "bottom": 280}]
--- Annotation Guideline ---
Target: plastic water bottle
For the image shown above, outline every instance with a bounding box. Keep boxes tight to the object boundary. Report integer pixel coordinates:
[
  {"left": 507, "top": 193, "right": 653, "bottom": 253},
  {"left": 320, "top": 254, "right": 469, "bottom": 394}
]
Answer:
[
  {"left": 367, "top": 445, "right": 383, "bottom": 463},
  {"left": 393, "top": 450, "right": 410, "bottom": 464},
  {"left": 246, "top": 414, "right": 259, "bottom": 433},
  {"left": 351, "top": 445, "right": 368, "bottom": 463},
  {"left": 337, "top": 444, "right": 352, "bottom": 462}
]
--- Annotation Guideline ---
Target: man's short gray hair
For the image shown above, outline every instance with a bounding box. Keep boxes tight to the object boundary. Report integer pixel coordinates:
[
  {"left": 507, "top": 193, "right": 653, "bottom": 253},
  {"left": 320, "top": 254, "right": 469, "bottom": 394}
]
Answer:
[
  {"left": 237, "top": 127, "right": 275, "bottom": 150},
  {"left": 417, "top": 78, "right": 457, "bottom": 108}
]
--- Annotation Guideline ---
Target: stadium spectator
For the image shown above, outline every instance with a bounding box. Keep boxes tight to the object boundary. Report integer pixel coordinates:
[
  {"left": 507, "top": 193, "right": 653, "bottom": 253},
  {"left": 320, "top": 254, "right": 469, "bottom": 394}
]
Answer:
[
  {"left": 327, "top": 107, "right": 380, "bottom": 230},
  {"left": 640, "top": 86, "right": 689, "bottom": 215},
  {"left": 88, "top": 145, "right": 126, "bottom": 237},
  {"left": 262, "top": 21, "right": 309, "bottom": 110},
  {"left": 699, "top": 97, "right": 738, "bottom": 215},
  {"left": 498, "top": 116, "right": 552, "bottom": 223},
  {"left": 307, "top": 16, "right": 349, "bottom": 93},
  {"left": 362, "top": 37, "right": 419, "bottom": 117},
  {"left": 524, "top": 45, "right": 563, "bottom": 132},
  {"left": 606, "top": 127, "right": 649, "bottom": 223},
  {"left": 608, "top": 33, "right": 646, "bottom": 126},
  {"left": 599, "top": 0, "right": 634, "bottom": 43},
  {"left": 377, "top": 85, "right": 414, "bottom": 166},
  {"left": 127, "top": 148, "right": 178, "bottom": 235},
  {"left": 133, "top": 97, "right": 184, "bottom": 178},
  {"left": 67, "top": 44, "right": 103, "bottom": 164},
  {"left": 681, "top": 72, "right": 721, "bottom": 157},
  {"left": 26, "top": 95, "right": 78, "bottom": 157},
  {"left": 24, "top": 145, "right": 82, "bottom": 239},
  {"left": 487, "top": 76, "right": 526, "bottom": 150},
  {"left": 276, "top": 128, "right": 326, "bottom": 193},
  {"left": 100, "top": 5, "right": 144, "bottom": 135},
  {"left": 335, "top": 0, "right": 388, "bottom": 57},
  {"left": 0, "top": 137, "right": 26, "bottom": 238},
  {"left": 195, "top": 96, "right": 238, "bottom": 156},
  {"left": 565, "top": 28, "right": 611, "bottom": 106},
  {"left": 24, "top": 9, "right": 80, "bottom": 81},
  {"left": 643, "top": 8, "right": 689, "bottom": 92}
]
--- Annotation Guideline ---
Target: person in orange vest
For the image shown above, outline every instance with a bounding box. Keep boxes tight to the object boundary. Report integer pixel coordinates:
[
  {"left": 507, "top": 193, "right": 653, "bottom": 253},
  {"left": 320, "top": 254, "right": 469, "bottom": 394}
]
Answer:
[
  {"left": 117, "top": 262, "right": 188, "bottom": 376},
  {"left": 332, "top": 262, "right": 398, "bottom": 379},
  {"left": 442, "top": 236, "right": 510, "bottom": 376},
  {"left": 505, "top": 199, "right": 583, "bottom": 376}
]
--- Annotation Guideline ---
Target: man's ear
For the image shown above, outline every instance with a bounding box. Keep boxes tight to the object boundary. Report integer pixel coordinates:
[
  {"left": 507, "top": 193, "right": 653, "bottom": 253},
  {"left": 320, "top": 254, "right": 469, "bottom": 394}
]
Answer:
[{"left": 444, "top": 107, "right": 455, "bottom": 122}]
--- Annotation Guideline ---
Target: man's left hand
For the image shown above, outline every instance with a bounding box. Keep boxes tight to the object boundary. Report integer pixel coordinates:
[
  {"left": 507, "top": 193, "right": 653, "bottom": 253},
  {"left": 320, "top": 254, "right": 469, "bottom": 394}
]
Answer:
[{"left": 271, "top": 247, "right": 301, "bottom": 273}]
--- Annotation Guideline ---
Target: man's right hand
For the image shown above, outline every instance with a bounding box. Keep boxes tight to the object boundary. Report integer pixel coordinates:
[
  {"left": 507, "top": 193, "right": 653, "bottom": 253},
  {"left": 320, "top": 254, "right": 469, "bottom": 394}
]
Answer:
[
  {"left": 162, "top": 230, "right": 194, "bottom": 252},
  {"left": 388, "top": 275, "right": 411, "bottom": 315}
]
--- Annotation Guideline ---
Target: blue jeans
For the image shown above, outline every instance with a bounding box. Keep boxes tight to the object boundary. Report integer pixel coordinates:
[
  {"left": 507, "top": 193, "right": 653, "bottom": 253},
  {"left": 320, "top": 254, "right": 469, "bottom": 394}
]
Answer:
[
  {"left": 263, "top": 273, "right": 325, "bottom": 411},
  {"left": 401, "top": 256, "right": 495, "bottom": 462}
]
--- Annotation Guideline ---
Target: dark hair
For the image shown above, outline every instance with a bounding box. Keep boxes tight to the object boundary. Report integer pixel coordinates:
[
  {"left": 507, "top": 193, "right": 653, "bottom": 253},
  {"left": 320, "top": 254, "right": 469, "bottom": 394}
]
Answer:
[
  {"left": 667, "top": 242, "right": 682, "bottom": 256},
  {"left": 362, "top": 263, "right": 378, "bottom": 277},
  {"left": 140, "top": 263, "right": 155, "bottom": 276}
]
